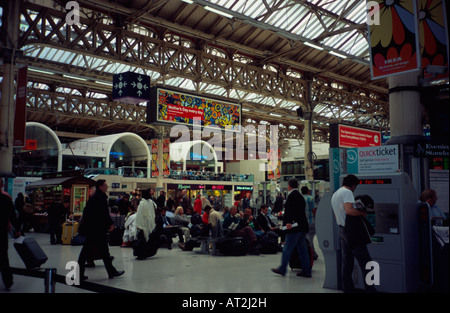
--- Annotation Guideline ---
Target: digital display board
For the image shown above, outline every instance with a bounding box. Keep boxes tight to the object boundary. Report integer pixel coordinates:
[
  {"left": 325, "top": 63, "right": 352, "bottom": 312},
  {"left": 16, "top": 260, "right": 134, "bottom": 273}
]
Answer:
[
  {"left": 147, "top": 87, "right": 241, "bottom": 130},
  {"left": 358, "top": 178, "right": 392, "bottom": 185}
]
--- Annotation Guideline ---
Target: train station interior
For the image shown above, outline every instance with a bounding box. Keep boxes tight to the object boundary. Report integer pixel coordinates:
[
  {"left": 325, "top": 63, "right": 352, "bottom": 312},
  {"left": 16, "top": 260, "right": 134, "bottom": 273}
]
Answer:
[{"left": 0, "top": 0, "right": 448, "bottom": 301}]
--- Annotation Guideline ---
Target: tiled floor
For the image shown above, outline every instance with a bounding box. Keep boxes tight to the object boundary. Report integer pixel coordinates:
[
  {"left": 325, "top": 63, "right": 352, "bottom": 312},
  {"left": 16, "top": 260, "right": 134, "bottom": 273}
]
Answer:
[{"left": 2, "top": 232, "right": 340, "bottom": 294}]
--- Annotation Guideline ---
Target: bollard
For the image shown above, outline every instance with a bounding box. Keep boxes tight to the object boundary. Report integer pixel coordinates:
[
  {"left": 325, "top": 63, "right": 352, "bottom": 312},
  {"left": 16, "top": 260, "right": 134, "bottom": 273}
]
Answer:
[{"left": 44, "top": 268, "right": 57, "bottom": 293}]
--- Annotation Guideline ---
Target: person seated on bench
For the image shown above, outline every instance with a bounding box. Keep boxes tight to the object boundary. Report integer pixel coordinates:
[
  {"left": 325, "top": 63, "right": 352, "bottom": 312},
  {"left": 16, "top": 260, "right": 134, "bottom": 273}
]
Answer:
[
  {"left": 222, "top": 205, "right": 260, "bottom": 255},
  {"left": 243, "top": 207, "right": 264, "bottom": 237},
  {"left": 203, "top": 205, "right": 223, "bottom": 237},
  {"left": 155, "top": 207, "right": 184, "bottom": 249},
  {"left": 174, "top": 206, "right": 191, "bottom": 246},
  {"left": 257, "top": 204, "right": 284, "bottom": 244}
]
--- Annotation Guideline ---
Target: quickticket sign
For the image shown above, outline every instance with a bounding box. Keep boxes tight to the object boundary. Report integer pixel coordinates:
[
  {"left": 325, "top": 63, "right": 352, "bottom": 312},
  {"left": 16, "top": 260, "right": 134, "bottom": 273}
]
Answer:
[{"left": 347, "top": 145, "right": 399, "bottom": 174}]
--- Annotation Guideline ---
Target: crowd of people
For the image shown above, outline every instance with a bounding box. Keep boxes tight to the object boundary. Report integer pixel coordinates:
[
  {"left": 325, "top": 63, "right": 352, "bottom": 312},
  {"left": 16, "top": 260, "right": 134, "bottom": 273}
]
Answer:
[{"left": 1, "top": 176, "right": 447, "bottom": 291}]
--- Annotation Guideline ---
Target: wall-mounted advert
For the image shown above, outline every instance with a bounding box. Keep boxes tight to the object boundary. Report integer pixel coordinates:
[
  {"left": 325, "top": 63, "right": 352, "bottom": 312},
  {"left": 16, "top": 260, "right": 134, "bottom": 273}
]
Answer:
[
  {"left": 347, "top": 145, "right": 399, "bottom": 174},
  {"left": 147, "top": 87, "right": 241, "bottom": 131}
]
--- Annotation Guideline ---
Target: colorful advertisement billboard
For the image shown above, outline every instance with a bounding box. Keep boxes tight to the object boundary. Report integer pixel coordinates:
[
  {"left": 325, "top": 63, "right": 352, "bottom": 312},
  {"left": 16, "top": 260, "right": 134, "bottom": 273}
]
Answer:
[
  {"left": 368, "top": 0, "right": 421, "bottom": 79},
  {"left": 418, "top": 0, "right": 449, "bottom": 80},
  {"left": 147, "top": 87, "right": 241, "bottom": 130}
]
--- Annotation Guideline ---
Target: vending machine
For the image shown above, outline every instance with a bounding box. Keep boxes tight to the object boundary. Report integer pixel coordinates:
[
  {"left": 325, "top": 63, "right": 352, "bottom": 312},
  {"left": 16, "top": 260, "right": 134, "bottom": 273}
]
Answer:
[{"left": 317, "top": 172, "right": 421, "bottom": 293}]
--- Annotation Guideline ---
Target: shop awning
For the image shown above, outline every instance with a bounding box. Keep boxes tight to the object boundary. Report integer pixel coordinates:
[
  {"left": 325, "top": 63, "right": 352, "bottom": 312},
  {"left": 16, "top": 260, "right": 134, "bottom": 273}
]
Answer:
[{"left": 26, "top": 176, "right": 95, "bottom": 188}]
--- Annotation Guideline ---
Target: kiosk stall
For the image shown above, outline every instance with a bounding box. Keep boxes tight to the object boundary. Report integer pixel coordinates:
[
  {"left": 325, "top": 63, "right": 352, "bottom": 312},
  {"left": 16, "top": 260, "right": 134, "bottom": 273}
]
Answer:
[{"left": 25, "top": 171, "right": 96, "bottom": 231}]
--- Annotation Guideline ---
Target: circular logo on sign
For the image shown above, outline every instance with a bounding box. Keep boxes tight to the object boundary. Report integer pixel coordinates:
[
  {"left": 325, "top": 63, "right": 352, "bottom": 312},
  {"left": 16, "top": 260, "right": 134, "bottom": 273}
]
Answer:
[
  {"left": 347, "top": 150, "right": 358, "bottom": 164},
  {"left": 374, "top": 135, "right": 379, "bottom": 143},
  {"left": 333, "top": 159, "right": 340, "bottom": 173}
]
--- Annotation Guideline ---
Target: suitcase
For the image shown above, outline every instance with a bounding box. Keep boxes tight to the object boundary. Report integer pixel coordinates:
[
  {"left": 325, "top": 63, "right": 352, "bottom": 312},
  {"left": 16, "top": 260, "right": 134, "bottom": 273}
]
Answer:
[
  {"left": 216, "top": 237, "right": 248, "bottom": 256},
  {"left": 289, "top": 239, "right": 314, "bottom": 269},
  {"left": 14, "top": 236, "right": 48, "bottom": 270},
  {"left": 62, "top": 221, "right": 79, "bottom": 245},
  {"left": 259, "top": 231, "right": 279, "bottom": 254}
]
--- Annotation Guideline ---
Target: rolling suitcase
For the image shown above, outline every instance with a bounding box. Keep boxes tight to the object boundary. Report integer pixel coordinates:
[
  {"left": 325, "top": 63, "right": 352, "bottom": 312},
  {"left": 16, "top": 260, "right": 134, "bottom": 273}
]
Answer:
[
  {"left": 62, "top": 221, "right": 79, "bottom": 245},
  {"left": 289, "top": 238, "right": 314, "bottom": 270},
  {"left": 14, "top": 236, "right": 48, "bottom": 270}
]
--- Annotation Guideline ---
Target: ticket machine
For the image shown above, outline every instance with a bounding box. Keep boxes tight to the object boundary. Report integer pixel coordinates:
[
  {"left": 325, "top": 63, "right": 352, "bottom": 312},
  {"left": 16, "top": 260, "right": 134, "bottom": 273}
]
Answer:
[{"left": 316, "top": 172, "right": 420, "bottom": 293}]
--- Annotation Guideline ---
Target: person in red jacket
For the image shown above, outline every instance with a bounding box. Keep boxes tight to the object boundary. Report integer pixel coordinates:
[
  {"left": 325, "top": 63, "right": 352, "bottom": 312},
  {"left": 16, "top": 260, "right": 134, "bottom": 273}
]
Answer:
[{"left": 194, "top": 194, "right": 203, "bottom": 215}]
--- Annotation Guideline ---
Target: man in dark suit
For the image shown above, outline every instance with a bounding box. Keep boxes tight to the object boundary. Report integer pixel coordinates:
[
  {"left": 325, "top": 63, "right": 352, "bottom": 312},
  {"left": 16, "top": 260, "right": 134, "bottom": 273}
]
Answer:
[
  {"left": 0, "top": 179, "right": 21, "bottom": 290},
  {"left": 272, "top": 178, "right": 311, "bottom": 277},
  {"left": 256, "top": 204, "right": 284, "bottom": 243},
  {"left": 77, "top": 179, "right": 124, "bottom": 280}
]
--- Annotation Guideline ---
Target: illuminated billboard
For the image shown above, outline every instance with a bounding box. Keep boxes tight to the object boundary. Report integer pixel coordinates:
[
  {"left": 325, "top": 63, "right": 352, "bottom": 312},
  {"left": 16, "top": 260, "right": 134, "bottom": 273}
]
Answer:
[{"left": 147, "top": 87, "right": 241, "bottom": 130}]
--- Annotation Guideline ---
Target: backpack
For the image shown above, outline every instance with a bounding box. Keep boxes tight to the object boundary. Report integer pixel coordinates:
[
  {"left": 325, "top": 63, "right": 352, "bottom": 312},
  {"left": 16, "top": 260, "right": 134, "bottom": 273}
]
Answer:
[{"left": 259, "top": 231, "right": 279, "bottom": 254}]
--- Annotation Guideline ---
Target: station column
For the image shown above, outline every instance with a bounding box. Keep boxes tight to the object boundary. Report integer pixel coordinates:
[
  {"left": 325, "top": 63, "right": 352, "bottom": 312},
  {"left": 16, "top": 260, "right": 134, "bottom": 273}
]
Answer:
[
  {"left": 388, "top": 73, "right": 424, "bottom": 141},
  {"left": 387, "top": 72, "right": 427, "bottom": 194},
  {"left": 0, "top": 0, "right": 21, "bottom": 177}
]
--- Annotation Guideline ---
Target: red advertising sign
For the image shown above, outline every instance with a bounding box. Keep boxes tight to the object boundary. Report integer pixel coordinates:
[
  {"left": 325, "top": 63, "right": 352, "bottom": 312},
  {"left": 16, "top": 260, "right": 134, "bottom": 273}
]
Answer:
[
  {"left": 13, "top": 66, "right": 28, "bottom": 147},
  {"left": 167, "top": 104, "right": 204, "bottom": 122},
  {"left": 338, "top": 125, "right": 381, "bottom": 148},
  {"left": 25, "top": 139, "right": 37, "bottom": 150}
]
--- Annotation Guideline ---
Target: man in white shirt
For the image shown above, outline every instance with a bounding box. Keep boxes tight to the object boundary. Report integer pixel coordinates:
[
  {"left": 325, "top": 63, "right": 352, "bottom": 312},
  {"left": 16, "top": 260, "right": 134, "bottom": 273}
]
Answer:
[{"left": 331, "top": 174, "right": 376, "bottom": 293}]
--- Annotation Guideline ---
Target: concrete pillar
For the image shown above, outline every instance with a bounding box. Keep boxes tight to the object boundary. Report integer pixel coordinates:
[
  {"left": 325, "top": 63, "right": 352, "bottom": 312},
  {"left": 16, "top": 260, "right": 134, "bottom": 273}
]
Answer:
[
  {"left": 387, "top": 72, "right": 426, "bottom": 195},
  {"left": 387, "top": 73, "right": 424, "bottom": 143}
]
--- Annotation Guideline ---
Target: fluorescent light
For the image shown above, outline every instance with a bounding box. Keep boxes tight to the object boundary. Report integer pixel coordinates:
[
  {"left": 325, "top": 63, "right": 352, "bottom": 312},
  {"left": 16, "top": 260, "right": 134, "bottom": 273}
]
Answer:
[
  {"left": 204, "top": 6, "right": 234, "bottom": 19},
  {"left": 329, "top": 51, "right": 347, "bottom": 59},
  {"left": 96, "top": 80, "right": 113, "bottom": 86},
  {"left": 29, "top": 68, "right": 54, "bottom": 75},
  {"left": 181, "top": 0, "right": 194, "bottom": 4},
  {"left": 304, "top": 42, "right": 323, "bottom": 50},
  {"left": 63, "top": 74, "right": 88, "bottom": 81}
]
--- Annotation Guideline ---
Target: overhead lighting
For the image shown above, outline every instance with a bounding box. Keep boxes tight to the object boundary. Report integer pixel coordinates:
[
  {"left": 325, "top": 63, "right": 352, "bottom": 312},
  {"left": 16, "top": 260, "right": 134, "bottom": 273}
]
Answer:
[
  {"left": 269, "top": 113, "right": 282, "bottom": 117},
  {"left": 181, "top": 0, "right": 194, "bottom": 4},
  {"left": 96, "top": 80, "right": 113, "bottom": 86},
  {"left": 63, "top": 74, "right": 88, "bottom": 81},
  {"left": 304, "top": 42, "right": 324, "bottom": 51},
  {"left": 29, "top": 68, "right": 54, "bottom": 75},
  {"left": 204, "top": 6, "right": 234, "bottom": 19},
  {"left": 329, "top": 51, "right": 347, "bottom": 59}
]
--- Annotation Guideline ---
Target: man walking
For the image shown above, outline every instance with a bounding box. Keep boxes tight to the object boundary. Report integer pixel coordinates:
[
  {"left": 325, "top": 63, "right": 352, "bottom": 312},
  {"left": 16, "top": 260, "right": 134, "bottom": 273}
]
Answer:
[
  {"left": 77, "top": 179, "right": 124, "bottom": 280},
  {"left": 0, "top": 178, "right": 21, "bottom": 289},
  {"left": 272, "top": 178, "right": 311, "bottom": 277},
  {"left": 301, "top": 186, "right": 318, "bottom": 260}
]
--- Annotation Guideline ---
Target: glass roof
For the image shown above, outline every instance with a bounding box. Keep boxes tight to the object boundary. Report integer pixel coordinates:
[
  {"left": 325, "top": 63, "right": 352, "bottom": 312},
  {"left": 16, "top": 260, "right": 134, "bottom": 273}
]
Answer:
[
  {"left": 17, "top": 0, "right": 383, "bottom": 130},
  {"left": 203, "top": 0, "right": 370, "bottom": 61}
]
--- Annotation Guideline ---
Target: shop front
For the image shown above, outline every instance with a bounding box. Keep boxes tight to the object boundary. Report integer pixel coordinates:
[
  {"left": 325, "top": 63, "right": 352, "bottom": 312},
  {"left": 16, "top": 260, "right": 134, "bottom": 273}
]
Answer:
[
  {"left": 25, "top": 171, "right": 96, "bottom": 231},
  {"left": 166, "top": 183, "right": 233, "bottom": 211}
]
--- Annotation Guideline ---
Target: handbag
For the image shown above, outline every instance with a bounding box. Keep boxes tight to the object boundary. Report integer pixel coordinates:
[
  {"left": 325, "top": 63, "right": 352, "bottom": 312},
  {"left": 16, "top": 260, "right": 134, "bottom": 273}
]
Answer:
[{"left": 361, "top": 216, "right": 375, "bottom": 236}]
